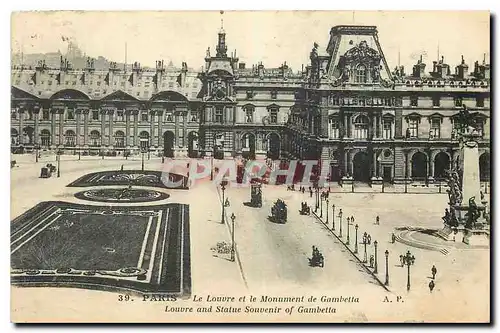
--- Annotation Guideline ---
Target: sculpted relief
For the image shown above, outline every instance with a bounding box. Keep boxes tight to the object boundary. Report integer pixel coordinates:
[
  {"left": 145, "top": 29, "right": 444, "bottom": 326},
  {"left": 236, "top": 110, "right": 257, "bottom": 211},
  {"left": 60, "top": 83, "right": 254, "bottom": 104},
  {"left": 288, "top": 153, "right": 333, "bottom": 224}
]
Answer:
[{"left": 333, "top": 40, "right": 383, "bottom": 85}]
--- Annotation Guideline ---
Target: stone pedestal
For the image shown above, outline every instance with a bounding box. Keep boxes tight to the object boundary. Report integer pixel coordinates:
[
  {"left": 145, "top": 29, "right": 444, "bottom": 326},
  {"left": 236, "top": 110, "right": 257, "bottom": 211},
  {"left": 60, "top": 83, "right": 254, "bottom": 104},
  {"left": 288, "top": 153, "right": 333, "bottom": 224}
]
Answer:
[{"left": 460, "top": 133, "right": 482, "bottom": 204}]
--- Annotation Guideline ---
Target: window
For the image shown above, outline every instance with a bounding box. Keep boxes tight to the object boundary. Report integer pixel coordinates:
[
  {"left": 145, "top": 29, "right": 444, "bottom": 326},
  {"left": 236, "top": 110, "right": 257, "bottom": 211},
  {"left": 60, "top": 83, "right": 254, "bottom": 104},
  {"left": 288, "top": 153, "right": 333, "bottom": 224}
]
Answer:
[
  {"left": 40, "top": 129, "right": 51, "bottom": 147},
  {"left": 64, "top": 130, "right": 76, "bottom": 147},
  {"left": 67, "top": 109, "right": 75, "bottom": 120},
  {"left": 190, "top": 112, "right": 198, "bottom": 122},
  {"left": 271, "top": 90, "right": 277, "bottom": 99},
  {"left": 117, "top": 110, "right": 124, "bottom": 121},
  {"left": 215, "top": 106, "right": 224, "bottom": 123},
  {"left": 476, "top": 97, "right": 484, "bottom": 107},
  {"left": 454, "top": 97, "right": 463, "bottom": 107},
  {"left": 42, "top": 110, "right": 50, "bottom": 120},
  {"left": 11, "top": 110, "right": 17, "bottom": 119},
  {"left": 90, "top": 130, "right": 101, "bottom": 147},
  {"left": 329, "top": 118, "right": 339, "bottom": 139},
  {"left": 269, "top": 108, "right": 278, "bottom": 124},
  {"left": 139, "top": 131, "right": 149, "bottom": 150},
  {"left": 353, "top": 115, "right": 369, "bottom": 139},
  {"left": 355, "top": 65, "right": 367, "bottom": 83},
  {"left": 28, "top": 111, "right": 34, "bottom": 120},
  {"left": 92, "top": 110, "right": 99, "bottom": 120},
  {"left": 244, "top": 106, "right": 254, "bottom": 123},
  {"left": 383, "top": 119, "right": 392, "bottom": 139},
  {"left": 114, "top": 131, "right": 125, "bottom": 147},
  {"left": 165, "top": 113, "right": 174, "bottom": 122},
  {"left": 429, "top": 118, "right": 441, "bottom": 139},
  {"left": 408, "top": 119, "right": 418, "bottom": 138},
  {"left": 141, "top": 111, "right": 149, "bottom": 122},
  {"left": 432, "top": 97, "right": 440, "bottom": 107},
  {"left": 410, "top": 96, "right": 418, "bottom": 107}
]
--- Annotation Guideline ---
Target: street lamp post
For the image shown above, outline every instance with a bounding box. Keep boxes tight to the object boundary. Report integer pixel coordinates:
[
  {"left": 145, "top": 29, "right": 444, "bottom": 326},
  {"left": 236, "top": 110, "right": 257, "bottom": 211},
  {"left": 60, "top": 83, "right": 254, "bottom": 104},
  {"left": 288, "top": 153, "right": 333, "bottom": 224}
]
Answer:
[
  {"left": 230, "top": 213, "right": 236, "bottom": 262},
  {"left": 362, "top": 232, "right": 368, "bottom": 263},
  {"left": 385, "top": 250, "right": 389, "bottom": 286},
  {"left": 402, "top": 250, "right": 416, "bottom": 291},
  {"left": 332, "top": 204, "right": 335, "bottom": 230},
  {"left": 346, "top": 217, "right": 351, "bottom": 245},
  {"left": 354, "top": 224, "right": 359, "bottom": 254},
  {"left": 326, "top": 198, "right": 329, "bottom": 225},
  {"left": 221, "top": 179, "right": 228, "bottom": 224},
  {"left": 35, "top": 144, "right": 39, "bottom": 163},
  {"left": 320, "top": 194, "right": 323, "bottom": 218},
  {"left": 56, "top": 150, "right": 61, "bottom": 178},
  {"left": 315, "top": 187, "right": 319, "bottom": 212},
  {"left": 141, "top": 149, "right": 145, "bottom": 171},
  {"left": 374, "top": 240, "right": 378, "bottom": 274},
  {"left": 338, "top": 209, "right": 343, "bottom": 237}
]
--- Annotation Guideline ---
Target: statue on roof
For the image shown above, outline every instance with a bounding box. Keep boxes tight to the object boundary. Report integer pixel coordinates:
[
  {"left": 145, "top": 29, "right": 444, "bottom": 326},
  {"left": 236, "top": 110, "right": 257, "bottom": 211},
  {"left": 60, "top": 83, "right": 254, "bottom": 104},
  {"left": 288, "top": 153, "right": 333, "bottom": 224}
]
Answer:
[
  {"left": 455, "top": 105, "right": 478, "bottom": 134},
  {"left": 310, "top": 42, "right": 319, "bottom": 59}
]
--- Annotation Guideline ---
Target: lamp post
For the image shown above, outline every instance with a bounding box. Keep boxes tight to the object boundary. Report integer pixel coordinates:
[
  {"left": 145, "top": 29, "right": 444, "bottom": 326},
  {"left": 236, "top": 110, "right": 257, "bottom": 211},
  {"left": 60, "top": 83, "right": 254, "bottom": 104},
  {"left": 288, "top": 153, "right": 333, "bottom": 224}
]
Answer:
[
  {"left": 385, "top": 250, "right": 389, "bottom": 286},
  {"left": 230, "top": 213, "right": 236, "bottom": 262},
  {"left": 315, "top": 186, "right": 319, "bottom": 212},
  {"left": 320, "top": 193, "right": 323, "bottom": 218},
  {"left": 346, "top": 217, "right": 351, "bottom": 245},
  {"left": 332, "top": 204, "right": 335, "bottom": 230},
  {"left": 141, "top": 148, "right": 145, "bottom": 171},
  {"left": 338, "top": 209, "right": 343, "bottom": 237},
  {"left": 220, "top": 179, "right": 228, "bottom": 224},
  {"left": 362, "top": 232, "right": 368, "bottom": 263},
  {"left": 373, "top": 240, "right": 378, "bottom": 274},
  {"left": 35, "top": 144, "right": 39, "bottom": 163},
  {"left": 354, "top": 224, "right": 359, "bottom": 254},
  {"left": 402, "top": 250, "right": 416, "bottom": 291},
  {"left": 56, "top": 149, "right": 61, "bottom": 178},
  {"left": 326, "top": 198, "right": 329, "bottom": 225}
]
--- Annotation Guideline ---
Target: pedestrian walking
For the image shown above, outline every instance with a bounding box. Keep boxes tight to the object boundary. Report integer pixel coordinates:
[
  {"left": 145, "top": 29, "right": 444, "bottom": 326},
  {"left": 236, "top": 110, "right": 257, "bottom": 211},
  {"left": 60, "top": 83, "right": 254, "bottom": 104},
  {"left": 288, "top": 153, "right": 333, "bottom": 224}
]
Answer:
[
  {"left": 309, "top": 188, "right": 313, "bottom": 198},
  {"left": 120, "top": 165, "right": 124, "bottom": 171},
  {"left": 431, "top": 265, "right": 437, "bottom": 279},
  {"left": 369, "top": 255, "right": 375, "bottom": 268},
  {"left": 391, "top": 233, "right": 396, "bottom": 244},
  {"left": 375, "top": 216, "right": 380, "bottom": 225},
  {"left": 428, "top": 280, "right": 435, "bottom": 292}
]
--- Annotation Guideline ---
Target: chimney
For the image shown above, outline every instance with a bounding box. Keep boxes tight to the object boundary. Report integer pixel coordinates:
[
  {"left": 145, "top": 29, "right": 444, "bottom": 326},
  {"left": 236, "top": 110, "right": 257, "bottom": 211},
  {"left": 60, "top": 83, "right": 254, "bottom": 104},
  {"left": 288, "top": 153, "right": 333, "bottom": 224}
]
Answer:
[
  {"left": 412, "top": 56, "right": 426, "bottom": 78},
  {"left": 455, "top": 55, "right": 469, "bottom": 79}
]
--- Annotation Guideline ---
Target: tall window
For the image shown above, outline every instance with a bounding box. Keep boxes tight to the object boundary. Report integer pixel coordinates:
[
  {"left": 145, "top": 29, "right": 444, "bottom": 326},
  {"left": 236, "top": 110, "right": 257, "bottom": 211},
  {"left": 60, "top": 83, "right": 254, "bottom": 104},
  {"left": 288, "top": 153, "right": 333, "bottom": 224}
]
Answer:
[
  {"left": 116, "top": 110, "right": 125, "bottom": 121},
  {"left": 67, "top": 109, "right": 75, "bottom": 120},
  {"left": 244, "top": 106, "right": 254, "bottom": 123},
  {"left": 355, "top": 65, "right": 367, "bottom": 83},
  {"left": 353, "top": 115, "right": 369, "bottom": 139},
  {"left": 90, "top": 130, "right": 101, "bottom": 147},
  {"left": 190, "top": 111, "right": 198, "bottom": 122},
  {"left": 42, "top": 110, "right": 50, "bottom": 120},
  {"left": 432, "top": 96, "right": 440, "bottom": 107},
  {"left": 40, "top": 129, "right": 51, "bottom": 147},
  {"left": 114, "top": 131, "right": 125, "bottom": 147},
  {"left": 383, "top": 119, "right": 392, "bottom": 139},
  {"left": 429, "top": 118, "right": 441, "bottom": 139},
  {"left": 165, "top": 112, "right": 174, "bottom": 122},
  {"left": 141, "top": 111, "right": 149, "bottom": 122},
  {"left": 140, "top": 131, "right": 149, "bottom": 150},
  {"left": 64, "top": 130, "right": 76, "bottom": 146},
  {"left": 408, "top": 119, "right": 418, "bottom": 138},
  {"left": 328, "top": 117, "right": 339, "bottom": 139},
  {"left": 215, "top": 106, "right": 224, "bottom": 123},
  {"left": 92, "top": 110, "right": 99, "bottom": 121},
  {"left": 269, "top": 108, "right": 278, "bottom": 124}
]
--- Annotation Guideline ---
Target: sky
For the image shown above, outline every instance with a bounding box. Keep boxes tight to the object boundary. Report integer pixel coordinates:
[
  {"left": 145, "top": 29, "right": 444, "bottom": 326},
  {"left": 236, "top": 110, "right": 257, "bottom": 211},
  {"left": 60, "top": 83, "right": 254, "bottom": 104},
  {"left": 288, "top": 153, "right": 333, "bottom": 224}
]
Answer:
[{"left": 11, "top": 11, "right": 490, "bottom": 72}]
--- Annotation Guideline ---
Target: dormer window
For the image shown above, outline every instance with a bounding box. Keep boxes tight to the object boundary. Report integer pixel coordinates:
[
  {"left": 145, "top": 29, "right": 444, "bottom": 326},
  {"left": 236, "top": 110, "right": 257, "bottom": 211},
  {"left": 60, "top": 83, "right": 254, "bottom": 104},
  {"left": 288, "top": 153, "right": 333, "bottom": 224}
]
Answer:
[{"left": 354, "top": 64, "right": 367, "bottom": 83}]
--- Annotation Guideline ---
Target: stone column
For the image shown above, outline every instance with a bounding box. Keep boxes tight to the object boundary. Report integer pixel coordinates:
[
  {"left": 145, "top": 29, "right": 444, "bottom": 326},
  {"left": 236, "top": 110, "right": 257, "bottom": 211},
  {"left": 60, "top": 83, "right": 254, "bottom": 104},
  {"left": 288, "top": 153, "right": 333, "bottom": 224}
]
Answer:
[
  {"left": 133, "top": 112, "right": 139, "bottom": 147},
  {"left": 320, "top": 110, "right": 329, "bottom": 138},
  {"left": 58, "top": 109, "right": 64, "bottom": 146},
  {"left": 18, "top": 108, "right": 24, "bottom": 144},
  {"left": 51, "top": 109, "right": 56, "bottom": 147},
  {"left": 125, "top": 111, "right": 130, "bottom": 147},
  {"left": 378, "top": 114, "right": 383, "bottom": 138},
  {"left": 109, "top": 109, "right": 114, "bottom": 146},
  {"left": 428, "top": 152, "right": 434, "bottom": 178},
  {"left": 372, "top": 150, "right": 377, "bottom": 177},
  {"left": 100, "top": 109, "right": 106, "bottom": 147},
  {"left": 34, "top": 108, "right": 40, "bottom": 144},
  {"left": 83, "top": 110, "right": 89, "bottom": 146},
  {"left": 76, "top": 110, "right": 81, "bottom": 147},
  {"left": 406, "top": 152, "right": 412, "bottom": 179},
  {"left": 157, "top": 111, "right": 163, "bottom": 147},
  {"left": 149, "top": 111, "right": 155, "bottom": 147},
  {"left": 461, "top": 133, "right": 482, "bottom": 204},
  {"left": 183, "top": 112, "right": 188, "bottom": 148},
  {"left": 174, "top": 113, "right": 179, "bottom": 148}
]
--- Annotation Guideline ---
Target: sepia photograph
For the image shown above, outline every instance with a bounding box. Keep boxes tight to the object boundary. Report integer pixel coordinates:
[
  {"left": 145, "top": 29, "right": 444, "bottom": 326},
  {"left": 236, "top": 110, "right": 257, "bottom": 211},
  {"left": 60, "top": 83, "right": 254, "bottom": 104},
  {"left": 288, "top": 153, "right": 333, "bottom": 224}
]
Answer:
[{"left": 9, "top": 10, "right": 491, "bottom": 323}]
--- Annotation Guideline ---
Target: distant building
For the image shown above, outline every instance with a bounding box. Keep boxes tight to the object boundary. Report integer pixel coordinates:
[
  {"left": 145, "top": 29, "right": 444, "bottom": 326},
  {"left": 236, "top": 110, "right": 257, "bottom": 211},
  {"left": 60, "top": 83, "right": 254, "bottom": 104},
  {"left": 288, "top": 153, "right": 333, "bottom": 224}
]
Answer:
[{"left": 10, "top": 24, "right": 490, "bottom": 184}]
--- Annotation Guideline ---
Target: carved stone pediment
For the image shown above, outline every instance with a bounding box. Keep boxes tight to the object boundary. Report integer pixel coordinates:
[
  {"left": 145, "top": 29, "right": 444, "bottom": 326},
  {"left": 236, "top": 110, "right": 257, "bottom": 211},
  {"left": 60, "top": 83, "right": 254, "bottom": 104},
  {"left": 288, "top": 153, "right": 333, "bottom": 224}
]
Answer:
[{"left": 335, "top": 40, "right": 383, "bottom": 83}]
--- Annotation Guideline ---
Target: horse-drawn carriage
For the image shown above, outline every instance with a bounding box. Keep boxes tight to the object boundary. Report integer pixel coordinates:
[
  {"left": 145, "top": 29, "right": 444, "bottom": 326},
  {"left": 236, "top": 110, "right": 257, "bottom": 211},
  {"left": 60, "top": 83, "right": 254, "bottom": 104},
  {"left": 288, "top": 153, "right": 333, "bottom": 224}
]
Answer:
[
  {"left": 40, "top": 163, "right": 56, "bottom": 178},
  {"left": 299, "top": 202, "right": 311, "bottom": 215},
  {"left": 270, "top": 199, "right": 287, "bottom": 223},
  {"left": 309, "top": 246, "right": 324, "bottom": 267}
]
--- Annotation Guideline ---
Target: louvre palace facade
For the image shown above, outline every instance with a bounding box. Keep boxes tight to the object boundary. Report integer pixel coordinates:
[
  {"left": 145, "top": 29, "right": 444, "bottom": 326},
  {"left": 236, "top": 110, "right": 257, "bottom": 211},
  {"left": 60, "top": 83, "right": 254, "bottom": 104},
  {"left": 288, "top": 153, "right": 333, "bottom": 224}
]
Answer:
[{"left": 11, "top": 25, "right": 491, "bottom": 184}]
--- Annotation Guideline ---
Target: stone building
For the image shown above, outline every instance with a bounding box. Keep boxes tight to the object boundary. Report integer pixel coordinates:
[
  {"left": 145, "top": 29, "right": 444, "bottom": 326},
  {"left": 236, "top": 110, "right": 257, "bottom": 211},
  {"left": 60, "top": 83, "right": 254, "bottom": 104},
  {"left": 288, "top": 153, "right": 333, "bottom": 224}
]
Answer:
[{"left": 11, "top": 24, "right": 491, "bottom": 184}]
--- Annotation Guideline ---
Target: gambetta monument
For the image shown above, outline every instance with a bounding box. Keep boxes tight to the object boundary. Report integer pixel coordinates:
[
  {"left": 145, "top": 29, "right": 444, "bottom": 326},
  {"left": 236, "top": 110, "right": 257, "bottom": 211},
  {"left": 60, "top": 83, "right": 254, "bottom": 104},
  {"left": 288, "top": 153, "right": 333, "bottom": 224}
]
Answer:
[{"left": 440, "top": 105, "right": 489, "bottom": 245}]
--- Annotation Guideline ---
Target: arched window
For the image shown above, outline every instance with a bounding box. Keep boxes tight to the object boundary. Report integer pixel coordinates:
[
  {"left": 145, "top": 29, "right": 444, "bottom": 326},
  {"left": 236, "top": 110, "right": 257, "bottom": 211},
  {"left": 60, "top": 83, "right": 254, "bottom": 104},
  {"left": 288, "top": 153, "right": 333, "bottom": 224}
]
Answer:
[
  {"left": 40, "top": 129, "right": 51, "bottom": 147},
  {"left": 328, "top": 117, "right": 339, "bottom": 139},
  {"left": 90, "top": 130, "right": 101, "bottom": 147},
  {"left": 353, "top": 115, "right": 369, "bottom": 139},
  {"left": 114, "top": 130, "right": 125, "bottom": 148},
  {"left": 64, "top": 130, "right": 76, "bottom": 147},
  {"left": 355, "top": 64, "right": 367, "bottom": 83},
  {"left": 11, "top": 128, "right": 19, "bottom": 145}
]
